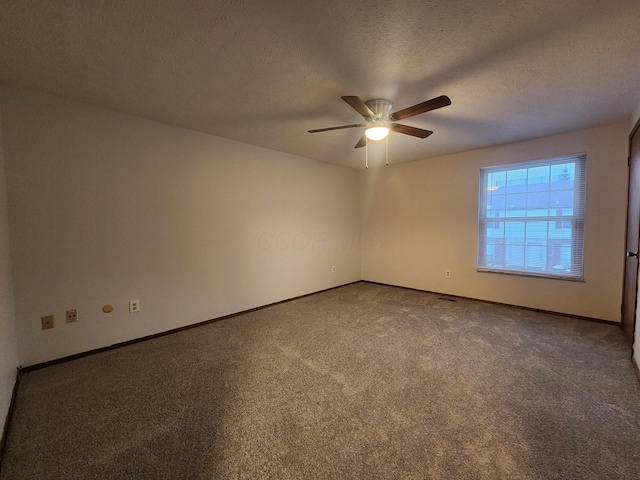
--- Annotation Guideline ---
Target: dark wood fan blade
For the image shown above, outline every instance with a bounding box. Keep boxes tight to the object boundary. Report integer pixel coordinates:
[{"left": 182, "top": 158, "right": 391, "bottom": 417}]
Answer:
[
  {"left": 391, "top": 124, "right": 434, "bottom": 138},
  {"left": 390, "top": 95, "right": 451, "bottom": 121},
  {"left": 355, "top": 134, "right": 367, "bottom": 148},
  {"left": 341, "top": 96, "right": 375, "bottom": 119},
  {"left": 308, "top": 124, "right": 365, "bottom": 133}
]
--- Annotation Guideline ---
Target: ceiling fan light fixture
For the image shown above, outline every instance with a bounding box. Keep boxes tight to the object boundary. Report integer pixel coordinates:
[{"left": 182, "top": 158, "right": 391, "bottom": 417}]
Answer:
[
  {"left": 365, "top": 124, "right": 390, "bottom": 141},
  {"left": 308, "top": 95, "right": 451, "bottom": 151}
]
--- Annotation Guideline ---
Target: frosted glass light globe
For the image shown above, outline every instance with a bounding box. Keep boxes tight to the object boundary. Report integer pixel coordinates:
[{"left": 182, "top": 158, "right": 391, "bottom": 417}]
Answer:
[{"left": 365, "top": 126, "right": 390, "bottom": 141}]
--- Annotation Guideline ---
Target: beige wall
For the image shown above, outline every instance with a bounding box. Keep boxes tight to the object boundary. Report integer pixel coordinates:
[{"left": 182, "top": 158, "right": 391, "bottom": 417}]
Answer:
[
  {"left": 0, "top": 87, "right": 361, "bottom": 366},
  {"left": 0, "top": 103, "right": 19, "bottom": 429},
  {"left": 0, "top": 84, "right": 632, "bottom": 369},
  {"left": 362, "top": 123, "right": 629, "bottom": 321}
]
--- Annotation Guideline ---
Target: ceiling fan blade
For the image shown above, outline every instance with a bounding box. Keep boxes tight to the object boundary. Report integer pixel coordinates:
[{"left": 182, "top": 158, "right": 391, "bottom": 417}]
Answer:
[
  {"left": 390, "top": 95, "right": 451, "bottom": 121},
  {"left": 355, "top": 134, "right": 367, "bottom": 148},
  {"left": 341, "top": 96, "right": 375, "bottom": 119},
  {"left": 391, "top": 124, "right": 434, "bottom": 138},
  {"left": 308, "top": 124, "right": 365, "bottom": 133}
]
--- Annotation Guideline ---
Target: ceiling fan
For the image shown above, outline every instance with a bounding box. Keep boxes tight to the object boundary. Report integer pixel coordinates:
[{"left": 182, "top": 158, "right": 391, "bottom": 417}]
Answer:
[{"left": 308, "top": 95, "right": 451, "bottom": 148}]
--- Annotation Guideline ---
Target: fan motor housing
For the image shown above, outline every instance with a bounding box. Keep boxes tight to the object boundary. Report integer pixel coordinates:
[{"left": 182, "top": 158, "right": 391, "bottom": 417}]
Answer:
[{"left": 365, "top": 99, "right": 393, "bottom": 119}]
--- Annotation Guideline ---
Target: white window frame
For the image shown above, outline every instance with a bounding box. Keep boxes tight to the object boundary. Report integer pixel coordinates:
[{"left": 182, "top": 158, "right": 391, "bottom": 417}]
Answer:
[{"left": 477, "top": 154, "right": 586, "bottom": 281}]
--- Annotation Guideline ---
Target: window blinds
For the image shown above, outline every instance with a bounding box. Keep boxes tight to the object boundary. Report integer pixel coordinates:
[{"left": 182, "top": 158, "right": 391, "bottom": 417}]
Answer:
[{"left": 477, "top": 154, "right": 586, "bottom": 281}]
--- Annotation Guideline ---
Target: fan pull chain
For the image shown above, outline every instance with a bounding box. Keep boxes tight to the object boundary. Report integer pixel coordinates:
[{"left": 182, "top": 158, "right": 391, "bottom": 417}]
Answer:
[
  {"left": 365, "top": 137, "right": 369, "bottom": 169},
  {"left": 386, "top": 135, "right": 389, "bottom": 166}
]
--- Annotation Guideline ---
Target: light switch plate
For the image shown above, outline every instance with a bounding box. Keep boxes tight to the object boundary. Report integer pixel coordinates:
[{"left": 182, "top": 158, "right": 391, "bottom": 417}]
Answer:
[{"left": 41, "top": 315, "right": 54, "bottom": 330}]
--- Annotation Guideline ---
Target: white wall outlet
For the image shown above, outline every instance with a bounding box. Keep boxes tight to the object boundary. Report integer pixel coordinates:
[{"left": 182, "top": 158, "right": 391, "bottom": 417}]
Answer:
[
  {"left": 332, "top": 265, "right": 336, "bottom": 272},
  {"left": 129, "top": 299, "right": 140, "bottom": 313},
  {"left": 445, "top": 269, "right": 451, "bottom": 278},
  {"left": 66, "top": 309, "right": 78, "bottom": 323}
]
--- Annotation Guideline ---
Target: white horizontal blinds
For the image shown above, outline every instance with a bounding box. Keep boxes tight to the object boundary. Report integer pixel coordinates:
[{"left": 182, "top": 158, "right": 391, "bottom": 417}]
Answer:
[{"left": 477, "top": 154, "right": 586, "bottom": 280}]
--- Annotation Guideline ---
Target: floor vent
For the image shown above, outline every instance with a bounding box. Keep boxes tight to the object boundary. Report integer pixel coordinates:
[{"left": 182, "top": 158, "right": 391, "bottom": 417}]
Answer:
[{"left": 438, "top": 297, "right": 457, "bottom": 302}]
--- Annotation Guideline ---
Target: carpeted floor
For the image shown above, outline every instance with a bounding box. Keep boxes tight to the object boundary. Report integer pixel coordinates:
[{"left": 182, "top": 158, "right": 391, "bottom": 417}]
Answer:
[{"left": 1, "top": 282, "right": 640, "bottom": 479}]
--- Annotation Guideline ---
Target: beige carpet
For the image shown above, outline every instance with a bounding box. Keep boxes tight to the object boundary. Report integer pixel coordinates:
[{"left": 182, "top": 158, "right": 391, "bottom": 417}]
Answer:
[{"left": 1, "top": 282, "right": 639, "bottom": 479}]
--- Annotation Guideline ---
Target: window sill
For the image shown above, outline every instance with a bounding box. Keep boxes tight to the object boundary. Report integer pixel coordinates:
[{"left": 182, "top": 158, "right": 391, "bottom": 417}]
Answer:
[{"left": 477, "top": 267, "right": 585, "bottom": 282}]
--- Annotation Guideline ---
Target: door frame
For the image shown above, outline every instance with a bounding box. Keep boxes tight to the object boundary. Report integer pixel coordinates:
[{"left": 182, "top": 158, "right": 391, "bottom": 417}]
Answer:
[{"left": 621, "top": 116, "right": 640, "bottom": 351}]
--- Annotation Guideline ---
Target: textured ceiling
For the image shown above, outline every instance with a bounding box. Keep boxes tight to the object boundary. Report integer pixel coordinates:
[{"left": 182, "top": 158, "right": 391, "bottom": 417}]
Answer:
[{"left": 1, "top": 0, "right": 639, "bottom": 168}]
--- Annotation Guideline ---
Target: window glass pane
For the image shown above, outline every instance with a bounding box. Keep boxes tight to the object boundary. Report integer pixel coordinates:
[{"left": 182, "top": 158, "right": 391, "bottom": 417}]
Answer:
[
  {"left": 506, "top": 244, "right": 525, "bottom": 268},
  {"left": 486, "top": 194, "right": 505, "bottom": 214},
  {"left": 486, "top": 220, "right": 504, "bottom": 236},
  {"left": 526, "top": 191, "right": 549, "bottom": 214},
  {"left": 505, "top": 169, "right": 527, "bottom": 192},
  {"left": 550, "top": 163, "right": 574, "bottom": 187},
  {"left": 487, "top": 171, "right": 506, "bottom": 191},
  {"left": 525, "top": 244, "right": 547, "bottom": 270},
  {"left": 485, "top": 238, "right": 505, "bottom": 267},
  {"left": 525, "top": 221, "right": 548, "bottom": 271},
  {"left": 550, "top": 189, "right": 573, "bottom": 208},
  {"left": 505, "top": 194, "right": 526, "bottom": 217},
  {"left": 549, "top": 241, "right": 572, "bottom": 274},
  {"left": 527, "top": 166, "right": 550, "bottom": 190},
  {"left": 525, "top": 221, "right": 548, "bottom": 244},
  {"left": 505, "top": 221, "right": 525, "bottom": 243},
  {"left": 550, "top": 221, "right": 572, "bottom": 240}
]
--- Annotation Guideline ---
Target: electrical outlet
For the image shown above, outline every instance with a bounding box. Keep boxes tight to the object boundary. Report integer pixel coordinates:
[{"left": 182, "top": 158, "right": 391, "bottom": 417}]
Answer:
[
  {"left": 332, "top": 265, "right": 336, "bottom": 272},
  {"left": 41, "top": 315, "right": 54, "bottom": 330},
  {"left": 129, "top": 299, "right": 140, "bottom": 313},
  {"left": 445, "top": 269, "right": 451, "bottom": 278},
  {"left": 66, "top": 309, "right": 78, "bottom": 323}
]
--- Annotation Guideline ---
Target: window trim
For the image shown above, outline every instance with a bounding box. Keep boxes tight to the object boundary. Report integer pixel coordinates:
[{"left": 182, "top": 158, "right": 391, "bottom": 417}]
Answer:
[{"left": 477, "top": 153, "right": 586, "bottom": 282}]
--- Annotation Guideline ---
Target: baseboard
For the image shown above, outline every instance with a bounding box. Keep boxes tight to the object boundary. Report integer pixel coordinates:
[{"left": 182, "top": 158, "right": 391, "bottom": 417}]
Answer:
[
  {"left": 0, "top": 369, "right": 21, "bottom": 472},
  {"left": 18, "top": 279, "right": 618, "bottom": 374},
  {"left": 633, "top": 355, "right": 640, "bottom": 382},
  {"left": 21, "top": 281, "right": 361, "bottom": 373},
  {"left": 362, "top": 280, "right": 618, "bottom": 326}
]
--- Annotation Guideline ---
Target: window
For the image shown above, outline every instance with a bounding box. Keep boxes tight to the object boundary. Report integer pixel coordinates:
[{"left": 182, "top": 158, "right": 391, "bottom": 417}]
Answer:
[{"left": 477, "top": 154, "right": 586, "bottom": 281}]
